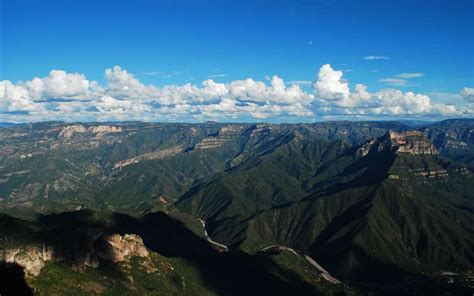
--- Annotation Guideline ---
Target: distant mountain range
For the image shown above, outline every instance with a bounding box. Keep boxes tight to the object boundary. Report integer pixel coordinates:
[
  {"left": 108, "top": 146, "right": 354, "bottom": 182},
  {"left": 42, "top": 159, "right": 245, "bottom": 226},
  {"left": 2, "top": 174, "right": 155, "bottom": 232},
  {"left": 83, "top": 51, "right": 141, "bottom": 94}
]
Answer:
[
  {"left": 0, "top": 122, "right": 19, "bottom": 128},
  {"left": 0, "top": 119, "right": 473, "bottom": 295}
]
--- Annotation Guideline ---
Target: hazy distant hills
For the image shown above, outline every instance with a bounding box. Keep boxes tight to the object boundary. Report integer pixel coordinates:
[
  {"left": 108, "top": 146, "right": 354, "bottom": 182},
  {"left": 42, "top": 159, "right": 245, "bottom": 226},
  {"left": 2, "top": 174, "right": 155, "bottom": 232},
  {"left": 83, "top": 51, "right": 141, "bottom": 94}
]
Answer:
[
  {"left": 0, "top": 119, "right": 473, "bottom": 295},
  {"left": 1, "top": 119, "right": 472, "bottom": 209},
  {"left": 0, "top": 122, "right": 19, "bottom": 128}
]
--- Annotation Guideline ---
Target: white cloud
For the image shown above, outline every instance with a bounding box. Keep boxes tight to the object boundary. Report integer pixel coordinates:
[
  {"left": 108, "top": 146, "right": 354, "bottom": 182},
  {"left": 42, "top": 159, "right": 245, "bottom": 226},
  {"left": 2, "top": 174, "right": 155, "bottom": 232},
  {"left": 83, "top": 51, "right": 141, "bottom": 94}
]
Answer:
[
  {"left": 0, "top": 70, "right": 100, "bottom": 105},
  {"left": 460, "top": 87, "right": 474, "bottom": 102},
  {"left": 227, "top": 75, "right": 313, "bottom": 105},
  {"left": 397, "top": 73, "right": 424, "bottom": 78},
  {"left": 0, "top": 81, "right": 39, "bottom": 112},
  {"left": 32, "top": 70, "right": 95, "bottom": 100},
  {"left": 372, "top": 89, "right": 431, "bottom": 114},
  {"left": 363, "top": 56, "right": 390, "bottom": 60},
  {"left": 312, "top": 64, "right": 461, "bottom": 116},
  {"left": 431, "top": 103, "right": 458, "bottom": 115},
  {"left": 201, "top": 79, "right": 228, "bottom": 96},
  {"left": 379, "top": 78, "right": 407, "bottom": 86},
  {"left": 0, "top": 65, "right": 470, "bottom": 122},
  {"left": 313, "top": 64, "right": 350, "bottom": 101},
  {"left": 105, "top": 66, "right": 160, "bottom": 100}
]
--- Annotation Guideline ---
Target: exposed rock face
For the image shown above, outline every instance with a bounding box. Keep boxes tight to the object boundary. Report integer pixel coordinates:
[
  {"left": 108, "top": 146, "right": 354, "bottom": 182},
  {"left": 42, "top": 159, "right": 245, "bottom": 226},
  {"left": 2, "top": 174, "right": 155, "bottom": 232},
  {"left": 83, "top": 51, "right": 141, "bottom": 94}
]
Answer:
[
  {"left": 195, "top": 125, "right": 243, "bottom": 149},
  {"left": 219, "top": 125, "right": 242, "bottom": 134},
  {"left": 442, "top": 139, "right": 469, "bottom": 150},
  {"left": 59, "top": 124, "right": 122, "bottom": 139},
  {"left": 96, "top": 234, "right": 149, "bottom": 263},
  {"left": 0, "top": 233, "right": 149, "bottom": 277},
  {"left": 248, "top": 123, "right": 271, "bottom": 139},
  {"left": 89, "top": 125, "right": 122, "bottom": 134},
  {"left": 411, "top": 168, "right": 449, "bottom": 178},
  {"left": 355, "top": 135, "right": 396, "bottom": 158},
  {"left": 114, "top": 146, "right": 183, "bottom": 169},
  {"left": 1, "top": 244, "right": 54, "bottom": 276},
  {"left": 195, "top": 137, "right": 230, "bottom": 149},
  {"left": 389, "top": 131, "right": 438, "bottom": 155},
  {"left": 58, "top": 125, "right": 88, "bottom": 138},
  {"left": 356, "top": 139, "right": 377, "bottom": 157},
  {"left": 356, "top": 130, "right": 439, "bottom": 159}
]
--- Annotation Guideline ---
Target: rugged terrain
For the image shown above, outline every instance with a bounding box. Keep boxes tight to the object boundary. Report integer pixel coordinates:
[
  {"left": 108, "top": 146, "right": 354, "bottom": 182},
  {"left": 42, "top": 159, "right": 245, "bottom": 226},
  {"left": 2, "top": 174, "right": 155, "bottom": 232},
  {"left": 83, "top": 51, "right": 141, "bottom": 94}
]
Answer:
[{"left": 0, "top": 119, "right": 473, "bottom": 295}]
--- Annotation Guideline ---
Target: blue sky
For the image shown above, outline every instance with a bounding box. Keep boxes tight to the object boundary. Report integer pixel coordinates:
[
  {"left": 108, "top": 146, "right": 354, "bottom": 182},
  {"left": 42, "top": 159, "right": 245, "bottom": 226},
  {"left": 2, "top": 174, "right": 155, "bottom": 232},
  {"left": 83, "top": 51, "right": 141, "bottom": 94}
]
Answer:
[{"left": 1, "top": 0, "right": 473, "bottom": 122}]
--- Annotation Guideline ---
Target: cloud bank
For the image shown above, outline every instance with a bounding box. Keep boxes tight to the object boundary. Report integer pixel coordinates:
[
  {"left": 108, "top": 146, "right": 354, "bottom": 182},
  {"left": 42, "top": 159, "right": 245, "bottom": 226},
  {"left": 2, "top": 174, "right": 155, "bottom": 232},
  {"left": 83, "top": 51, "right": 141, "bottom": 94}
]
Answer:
[{"left": 0, "top": 65, "right": 471, "bottom": 122}]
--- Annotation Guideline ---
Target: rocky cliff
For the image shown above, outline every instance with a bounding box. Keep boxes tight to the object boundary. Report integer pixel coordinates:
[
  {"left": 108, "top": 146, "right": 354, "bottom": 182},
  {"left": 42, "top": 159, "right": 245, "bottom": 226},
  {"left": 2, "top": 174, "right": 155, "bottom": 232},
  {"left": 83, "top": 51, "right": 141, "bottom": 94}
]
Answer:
[
  {"left": 58, "top": 124, "right": 122, "bottom": 139},
  {"left": 1, "top": 244, "right": 54, "bottom": 276},
  {"left": 389, "top": 130, "right": 438, "bottom": 155},
  {"left": 195, "top": 125, "right": 243, "bottom": 149},
  {"left": 95, "top": 234, "right": 149, "bottom": 262},
  {"left": 0, "top": 233, "right": 149, "bottom": 277}
]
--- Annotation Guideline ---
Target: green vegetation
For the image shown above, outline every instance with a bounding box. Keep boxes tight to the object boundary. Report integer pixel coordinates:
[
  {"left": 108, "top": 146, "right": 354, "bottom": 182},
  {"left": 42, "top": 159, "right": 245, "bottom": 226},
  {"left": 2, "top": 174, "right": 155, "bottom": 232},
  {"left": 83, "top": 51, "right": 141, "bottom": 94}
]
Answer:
[
  {"left": 30, "top": 254, "right": 217, "bottom": 296},
  {"left": 1, "top": 119, "right": 473, "bottom": 295}
]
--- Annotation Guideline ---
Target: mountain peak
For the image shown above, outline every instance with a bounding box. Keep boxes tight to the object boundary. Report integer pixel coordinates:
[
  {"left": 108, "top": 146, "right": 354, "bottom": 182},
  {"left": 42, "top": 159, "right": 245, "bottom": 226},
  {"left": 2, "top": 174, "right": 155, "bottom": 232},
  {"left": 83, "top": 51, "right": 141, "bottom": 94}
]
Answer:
[
  {"left": 388, "top": 130, "right": 438, "bottom": 155},
  {"left": 356, "top": 130, "right": 438, "bottom": 158}
]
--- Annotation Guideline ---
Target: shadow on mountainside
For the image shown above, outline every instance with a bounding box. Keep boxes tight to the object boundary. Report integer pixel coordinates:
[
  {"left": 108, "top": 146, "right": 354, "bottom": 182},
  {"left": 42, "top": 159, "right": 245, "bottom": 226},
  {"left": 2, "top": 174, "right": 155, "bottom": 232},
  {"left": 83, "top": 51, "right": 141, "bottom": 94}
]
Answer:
[
  {"left": 308, "top": 195, "right": 474, "bottom": 296},
  {"left": 0, "top": 262, "right": 33, "bottom": 296},
  {"left": 331, "top": 245, "right": 474, "bottom": 296},
  {"left": 307, "top": 141, "right": 397, "bottom": 199},
  {"left": 2, "top": 210, "right": 322, "bottom": 296},
  {"left": 110, "top": 211, "right": 323, "bottom": 296},
  {"left": 1, "top": 211, "right": 131, "bottom": 295},
  {"left": 2, "top": 206, "right": 472, "bottom": 295}
]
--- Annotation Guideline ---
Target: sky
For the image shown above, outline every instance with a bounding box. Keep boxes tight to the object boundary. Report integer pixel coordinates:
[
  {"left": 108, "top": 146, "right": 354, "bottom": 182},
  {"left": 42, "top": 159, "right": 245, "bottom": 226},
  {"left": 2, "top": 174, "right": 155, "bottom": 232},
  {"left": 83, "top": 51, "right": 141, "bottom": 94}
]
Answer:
[{"left": 1, "top": 0, "right": 473, "bottom": 123}]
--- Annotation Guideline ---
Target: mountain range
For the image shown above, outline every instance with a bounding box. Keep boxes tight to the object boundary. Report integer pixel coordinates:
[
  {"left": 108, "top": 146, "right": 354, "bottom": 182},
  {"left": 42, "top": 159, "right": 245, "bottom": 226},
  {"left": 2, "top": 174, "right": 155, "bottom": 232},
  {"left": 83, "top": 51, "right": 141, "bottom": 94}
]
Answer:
[{"left": 0, "top": 119, "right": 473, "bottom": 295}]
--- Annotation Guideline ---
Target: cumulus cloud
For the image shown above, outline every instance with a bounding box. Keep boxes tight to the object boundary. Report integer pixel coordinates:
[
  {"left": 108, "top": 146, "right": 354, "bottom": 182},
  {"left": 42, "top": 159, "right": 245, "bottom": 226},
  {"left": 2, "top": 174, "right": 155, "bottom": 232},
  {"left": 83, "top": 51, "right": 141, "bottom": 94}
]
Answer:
[
  {"left": 312, "top": 64, "right": 461, "bottom": 116},
  {"left": 1, "top": 70, "right": 100, "bottom": 105},
  {"left": 461, "top": 87, "right": 474, "bottom": 103},
  {"left": 0, "top": 81, "right": 38, "bottom": 112},
  {"left": 372, "top": 89, "right": 431, "bottom": 114},
  {"left": 313, "top": 64, "right": 349, "bottom": 101},
  {"left": 105, "top": 66, "right": 160, "bottom": 101},
  {"left": 31, "top": 70, "right": 97, "bottom": 100},
  {"left": 0, "top": 64, "right": 470, "bottom": 122},
  {"left": 363, "top": 56, "right": 390, "bottom": 60}
]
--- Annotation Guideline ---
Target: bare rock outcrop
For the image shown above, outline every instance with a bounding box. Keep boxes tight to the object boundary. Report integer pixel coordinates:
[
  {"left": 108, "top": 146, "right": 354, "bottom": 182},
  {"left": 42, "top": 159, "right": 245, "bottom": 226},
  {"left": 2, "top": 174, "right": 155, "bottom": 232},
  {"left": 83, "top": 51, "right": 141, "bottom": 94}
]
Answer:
[
  {"left": 195, "top": 125, "right": 243, "bottom": 149},
  {"left": 113, "top": 146, "right": 183, "bottom": 169},
  {"left": 1, "top": 244, "right": 54, "bottom": 276},
  {"left": 389, "top": 131, "right": 438, "bottom": 155},
  {"left": 89, "top": 125, "right": 122, "bottom": 134},
  {"left": 0, "top": 233, "right": 150, "bottom": 277},
  {"left": 356, "top": 139, "right": 377, "bottom": 157},
  {"left": 58, "top": 125, "right": 88, "bottom": 138},
  {"left": 59, "top": 124, "right": 122, "bottom": 139},
  {"left": 357, "top": 130, "right": 438, "bottom": 158},
  {"left": 96, "top": 234, "right": 149, "bottom": 263}
]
